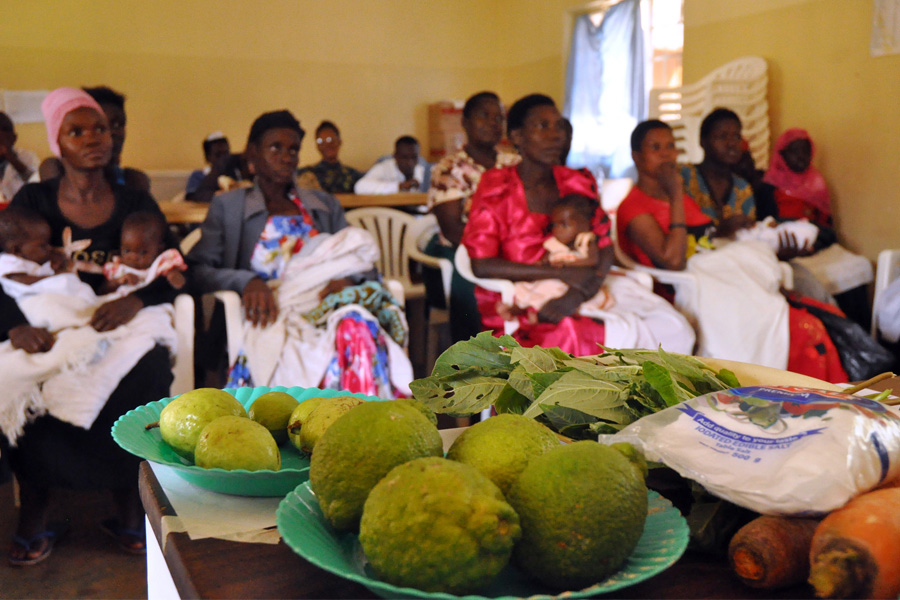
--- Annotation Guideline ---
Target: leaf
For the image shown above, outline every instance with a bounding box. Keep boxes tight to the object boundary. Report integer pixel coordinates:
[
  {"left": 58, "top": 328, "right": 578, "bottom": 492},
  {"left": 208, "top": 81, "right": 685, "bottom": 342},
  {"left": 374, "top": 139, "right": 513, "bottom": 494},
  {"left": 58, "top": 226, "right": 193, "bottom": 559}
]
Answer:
[
  {"left": 524, "top": 370, "right": 627, "bottom": 423},
  {"left": 528, "top": 371, "right": 568, "bottom": 398},
  {"left": 410, "top": 370, "right": 508, "bottom": 417},
  {"left": 564, "top": 360, "right": 643, "bottom": 382},
  {"left": 716, "top": 368, "right": 741, "bottom": 388},
  {"left": 494, "top": 384, "right": 532, "bottom": 415},
  {"left": 430, "top": 331, "right": 519, "bottom": 378},
  {"left": 539, "top": 404, "right": 598, "bottom": 432},
  {"left": 507, "top": 366, "right": 536, "bottom": 402},
  {"left": 643, "top": 361, "right": 685, "bottom": 407},
  {"left": 509, "top": 347, "right": 559, "bottom": 374}
]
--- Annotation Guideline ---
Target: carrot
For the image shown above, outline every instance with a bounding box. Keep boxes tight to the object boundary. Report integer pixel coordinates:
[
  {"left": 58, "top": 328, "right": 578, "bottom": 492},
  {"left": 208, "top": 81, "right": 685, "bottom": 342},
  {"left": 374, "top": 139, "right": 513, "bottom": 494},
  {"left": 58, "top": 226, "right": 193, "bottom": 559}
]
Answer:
[
  {"left": 728, "top": 515, "right": 820, "bottom": 589},
  {"left": 808, "top": 487, "right": 900, "bottom": 599}
]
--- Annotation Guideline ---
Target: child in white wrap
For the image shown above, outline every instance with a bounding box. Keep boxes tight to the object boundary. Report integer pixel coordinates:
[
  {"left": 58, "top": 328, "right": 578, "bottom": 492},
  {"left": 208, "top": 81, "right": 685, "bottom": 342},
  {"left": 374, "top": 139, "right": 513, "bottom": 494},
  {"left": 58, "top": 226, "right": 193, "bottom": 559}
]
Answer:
[
  {"left": 0, "top": 206, "right": 91, "bottom": 305},
  {"left": 101, "top": 211, "right": 187, "bottom": 295},
  {"left": 498, "top": 193, "right": 613, "bottom": 324}
]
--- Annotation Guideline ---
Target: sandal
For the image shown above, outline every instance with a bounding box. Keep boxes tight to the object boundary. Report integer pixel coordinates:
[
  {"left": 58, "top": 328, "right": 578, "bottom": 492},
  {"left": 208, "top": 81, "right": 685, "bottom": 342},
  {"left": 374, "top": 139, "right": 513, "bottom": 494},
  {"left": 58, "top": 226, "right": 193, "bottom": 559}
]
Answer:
[
  {"left": 9, "top": 529, "right": 62, "bottom": 567},
  {"left": 99, "top": 518, "right": 146, "bottom": 555}
]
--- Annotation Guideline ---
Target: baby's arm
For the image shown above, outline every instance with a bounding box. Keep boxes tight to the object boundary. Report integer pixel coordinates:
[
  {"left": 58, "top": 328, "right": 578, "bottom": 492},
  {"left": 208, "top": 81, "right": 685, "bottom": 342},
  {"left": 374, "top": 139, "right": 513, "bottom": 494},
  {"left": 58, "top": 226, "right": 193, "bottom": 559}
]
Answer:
[{"left": 165, "top": 270, "right": 186, "bottom": 290}]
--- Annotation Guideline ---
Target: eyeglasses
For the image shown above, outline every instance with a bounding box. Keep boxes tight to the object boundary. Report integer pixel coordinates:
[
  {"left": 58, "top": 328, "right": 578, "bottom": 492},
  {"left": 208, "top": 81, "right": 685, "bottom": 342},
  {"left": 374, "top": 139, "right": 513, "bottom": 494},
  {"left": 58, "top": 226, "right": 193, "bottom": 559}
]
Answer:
[{"left": 316, "top": 136, "right": 338, "bottom": 145}]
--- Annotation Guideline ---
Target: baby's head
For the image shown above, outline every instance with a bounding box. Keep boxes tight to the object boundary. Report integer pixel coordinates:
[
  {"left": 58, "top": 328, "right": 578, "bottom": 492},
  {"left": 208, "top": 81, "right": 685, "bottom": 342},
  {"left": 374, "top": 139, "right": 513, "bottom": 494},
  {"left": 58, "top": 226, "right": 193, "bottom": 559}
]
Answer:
[
  {"left": 120, "top": 211, "right": 168, "bottom": 270},
  {"left": 0, "top": 206, "right": 53, "bottom": 264},
  {"left": 550, "top": 194, "right": 598, "bottom": 246}
]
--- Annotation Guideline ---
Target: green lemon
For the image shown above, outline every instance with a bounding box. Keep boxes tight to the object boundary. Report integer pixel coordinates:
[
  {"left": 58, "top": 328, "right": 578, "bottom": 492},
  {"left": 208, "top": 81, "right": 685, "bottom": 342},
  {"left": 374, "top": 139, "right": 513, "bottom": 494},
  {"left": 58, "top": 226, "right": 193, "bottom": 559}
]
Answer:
[
  {"left": 360, "top": 457, "right": 521, "bottom": 594},
  {"left": 446, "top": 413, "right": 559, "bottom": 496},
  {"left": 506, "top": 441, "right": 648, "bottom": 590},
  {"left": 310, "top": 400, "right": 443, "bottom": 532}
]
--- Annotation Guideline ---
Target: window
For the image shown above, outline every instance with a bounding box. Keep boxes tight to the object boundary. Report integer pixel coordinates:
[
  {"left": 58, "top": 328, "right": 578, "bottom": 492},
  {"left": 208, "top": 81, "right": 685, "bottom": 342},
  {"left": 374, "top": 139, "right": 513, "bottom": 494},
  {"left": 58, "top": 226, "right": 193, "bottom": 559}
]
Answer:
[{"left": 563, "top": 0, "right": 683, "bottom": 179}]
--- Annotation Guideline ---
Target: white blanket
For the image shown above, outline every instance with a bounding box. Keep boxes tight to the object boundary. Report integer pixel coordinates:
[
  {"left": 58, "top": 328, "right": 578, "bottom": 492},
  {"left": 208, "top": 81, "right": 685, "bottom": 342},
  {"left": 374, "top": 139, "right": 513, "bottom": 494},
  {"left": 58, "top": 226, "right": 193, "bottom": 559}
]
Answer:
[
  {"left": 678, "top": 240, "right": 789, "bottom": 369},
  {"left": 240, "top": 227, "right": 413, "bottom": 395},
  {"left": 0, "top": 279, "right": 177, "bottom": 446},
  {"left": 578, "top": 272, "right": 696, "bottom": 355}
]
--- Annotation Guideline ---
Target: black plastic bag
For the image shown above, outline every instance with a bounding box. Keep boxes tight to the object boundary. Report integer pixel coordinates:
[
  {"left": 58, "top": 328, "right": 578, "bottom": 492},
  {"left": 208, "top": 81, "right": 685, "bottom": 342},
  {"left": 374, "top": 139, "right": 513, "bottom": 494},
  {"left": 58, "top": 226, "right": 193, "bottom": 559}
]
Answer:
[{"left": 787, "top": 296, "right": 896, "bottom": 381}]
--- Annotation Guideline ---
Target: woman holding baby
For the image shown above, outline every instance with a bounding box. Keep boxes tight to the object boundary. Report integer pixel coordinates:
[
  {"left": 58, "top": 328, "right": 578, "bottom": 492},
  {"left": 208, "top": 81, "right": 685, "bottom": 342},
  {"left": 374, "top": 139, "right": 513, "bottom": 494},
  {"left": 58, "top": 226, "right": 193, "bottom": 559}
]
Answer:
[
  {"left": 186, "top": 110, "right": 412, "bottom": 398},
  {"left": 462, "top": 94, "right": 693, "bottom": 356},
  {"left": 2, "top": 88, "right": 179, "bottom": 565}
]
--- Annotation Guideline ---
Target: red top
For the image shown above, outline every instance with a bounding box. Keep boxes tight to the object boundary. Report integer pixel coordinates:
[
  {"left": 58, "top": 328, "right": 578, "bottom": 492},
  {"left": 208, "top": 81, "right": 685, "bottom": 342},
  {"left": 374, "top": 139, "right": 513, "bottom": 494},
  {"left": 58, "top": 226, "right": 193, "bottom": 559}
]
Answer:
[
  {"left": 615, "top": 185, "right": 712, "bottom": 268},
  {"left": 462, "top": 165, "right": 611, "bottom": 355}
]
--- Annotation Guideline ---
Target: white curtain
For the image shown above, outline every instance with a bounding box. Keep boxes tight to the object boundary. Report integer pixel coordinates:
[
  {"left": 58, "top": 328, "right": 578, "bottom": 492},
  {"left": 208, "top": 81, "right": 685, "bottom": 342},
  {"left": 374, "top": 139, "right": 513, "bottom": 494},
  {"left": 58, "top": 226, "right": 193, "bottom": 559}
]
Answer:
[{"left": 563, "top": 0, "right": 647, "bottom": 180}]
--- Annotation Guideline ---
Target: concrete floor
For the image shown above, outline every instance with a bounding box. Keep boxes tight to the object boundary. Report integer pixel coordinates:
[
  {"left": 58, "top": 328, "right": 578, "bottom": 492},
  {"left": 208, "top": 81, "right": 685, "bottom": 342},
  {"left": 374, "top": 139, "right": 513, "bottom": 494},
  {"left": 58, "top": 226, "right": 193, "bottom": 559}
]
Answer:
[{"left": 0, "top": 479, "right": 146, "bottom": 599}]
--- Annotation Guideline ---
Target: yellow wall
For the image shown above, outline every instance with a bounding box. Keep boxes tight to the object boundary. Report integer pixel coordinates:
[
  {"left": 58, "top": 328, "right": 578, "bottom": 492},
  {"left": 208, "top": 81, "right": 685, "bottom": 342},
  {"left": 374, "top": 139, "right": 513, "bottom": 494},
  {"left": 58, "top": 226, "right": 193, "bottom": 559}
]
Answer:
[
  {"left": 8, "top": 0, "right": 895, "bottom": 260},
  {"left": 684, "top": 0, "right": 900, "bottom": 260},
  {"left": 2, "top": 0, "right": 597, "bottom": 179},
  {"left": 2, "top": 0, "right": 505, "bottom": 174}
]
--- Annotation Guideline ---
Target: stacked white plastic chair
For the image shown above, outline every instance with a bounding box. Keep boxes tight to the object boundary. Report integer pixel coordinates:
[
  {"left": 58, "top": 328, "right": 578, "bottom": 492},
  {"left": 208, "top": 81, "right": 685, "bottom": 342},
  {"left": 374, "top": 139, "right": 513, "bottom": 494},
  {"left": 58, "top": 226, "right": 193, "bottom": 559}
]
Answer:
[{"left": 649, "top": 56, "right": 770, "bottom": 169}]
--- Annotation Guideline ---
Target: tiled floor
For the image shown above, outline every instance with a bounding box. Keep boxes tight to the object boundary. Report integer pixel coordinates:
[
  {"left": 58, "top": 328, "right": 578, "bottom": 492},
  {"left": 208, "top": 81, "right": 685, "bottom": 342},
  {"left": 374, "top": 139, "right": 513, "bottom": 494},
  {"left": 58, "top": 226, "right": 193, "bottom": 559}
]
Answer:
[{"left": 0, "top": 479, "right": 146, "bottom": 599}]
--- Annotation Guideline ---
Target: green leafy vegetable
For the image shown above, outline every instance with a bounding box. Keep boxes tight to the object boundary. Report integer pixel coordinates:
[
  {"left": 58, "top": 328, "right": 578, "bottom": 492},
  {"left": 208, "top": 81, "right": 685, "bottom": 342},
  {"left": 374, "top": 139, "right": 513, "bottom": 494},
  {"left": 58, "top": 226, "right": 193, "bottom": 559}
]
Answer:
[{"left": 411, "top": 336, "right": 739, "bottom": 435}]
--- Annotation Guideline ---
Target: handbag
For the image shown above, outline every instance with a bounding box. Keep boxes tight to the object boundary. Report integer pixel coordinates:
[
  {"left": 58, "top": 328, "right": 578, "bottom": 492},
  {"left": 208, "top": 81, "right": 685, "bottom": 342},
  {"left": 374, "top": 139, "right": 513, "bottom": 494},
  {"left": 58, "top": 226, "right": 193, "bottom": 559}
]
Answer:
[{"left": 787, "top": 295, "right": 896, "bottom": 381}]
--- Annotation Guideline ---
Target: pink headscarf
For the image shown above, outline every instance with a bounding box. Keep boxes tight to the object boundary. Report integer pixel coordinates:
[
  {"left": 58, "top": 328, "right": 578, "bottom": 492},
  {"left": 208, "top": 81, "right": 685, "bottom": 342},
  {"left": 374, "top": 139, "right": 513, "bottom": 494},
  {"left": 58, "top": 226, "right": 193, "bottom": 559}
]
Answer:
[
  {"left": 41, "top": 87, "right": 105, "bottom": 158},
  {"left": 763, "top": 128, "right": 831, "bottom": 217}
]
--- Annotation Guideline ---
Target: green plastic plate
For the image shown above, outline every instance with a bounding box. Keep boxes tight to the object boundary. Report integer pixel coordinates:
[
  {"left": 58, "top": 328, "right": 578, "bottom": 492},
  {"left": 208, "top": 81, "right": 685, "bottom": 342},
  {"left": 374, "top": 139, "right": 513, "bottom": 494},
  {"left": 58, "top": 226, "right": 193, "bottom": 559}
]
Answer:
[
  {"left": 276, "top": 481, "right": 689, "bottom": 599},
  {"left": 111, "top": 386, "right": 384, "bottom": 497}
]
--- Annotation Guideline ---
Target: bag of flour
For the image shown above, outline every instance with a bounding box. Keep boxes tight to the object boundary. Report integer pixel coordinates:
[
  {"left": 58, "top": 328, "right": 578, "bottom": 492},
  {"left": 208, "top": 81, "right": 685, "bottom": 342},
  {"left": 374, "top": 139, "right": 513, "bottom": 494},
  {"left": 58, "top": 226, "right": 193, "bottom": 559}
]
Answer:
[{"left": 615, "top": 386, "right": 900, "bottom": 515}]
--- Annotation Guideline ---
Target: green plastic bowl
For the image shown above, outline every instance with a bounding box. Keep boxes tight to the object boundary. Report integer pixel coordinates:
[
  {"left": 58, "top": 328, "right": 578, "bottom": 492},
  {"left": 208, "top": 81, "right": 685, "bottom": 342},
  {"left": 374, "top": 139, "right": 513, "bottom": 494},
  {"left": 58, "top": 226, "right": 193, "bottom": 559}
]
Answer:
[
  {"left": 111, "top": 386, "right": 384, "bottom": 497},
  {"left": 277, "top": 482, "right": 689, "bottom": 599}
]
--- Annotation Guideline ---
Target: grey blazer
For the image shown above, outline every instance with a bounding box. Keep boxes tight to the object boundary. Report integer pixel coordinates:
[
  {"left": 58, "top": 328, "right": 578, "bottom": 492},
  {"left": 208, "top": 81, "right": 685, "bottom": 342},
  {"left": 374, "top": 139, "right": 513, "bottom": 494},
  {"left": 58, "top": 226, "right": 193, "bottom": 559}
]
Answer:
[{"left": 186, "top": 183, "right": 356, "bottom": 294}]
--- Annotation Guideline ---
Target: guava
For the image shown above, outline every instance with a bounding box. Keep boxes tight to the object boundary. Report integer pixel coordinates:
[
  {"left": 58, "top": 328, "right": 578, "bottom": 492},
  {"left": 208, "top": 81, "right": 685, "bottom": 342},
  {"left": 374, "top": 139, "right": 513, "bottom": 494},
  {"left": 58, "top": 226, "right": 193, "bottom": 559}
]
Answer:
[
  {"left": 159, "top": 388, "right": 248, "bottom": 461},
  {"left": 506, "top": 440, "right": 648, "bottom": 590},
  {"left": 359, "top": 457, "right": 521, "bottom": 594},
  {"left": 286, "top": 397, "right": 327, "bottom": 451},
  {"left": 310, "top": 400, "right": 443, "bottom": 531},
  {"left": 249, "top": 391, "right": 299, "bottom": 445},
  {"left": 297, "top": 395, "right": 365, "bottom": 453},
  {"left": 194, "top": 415, "right": 281, "bottom": 471},
  {"left": 446, "top": 413, "right": 559, "bottom": 495}
]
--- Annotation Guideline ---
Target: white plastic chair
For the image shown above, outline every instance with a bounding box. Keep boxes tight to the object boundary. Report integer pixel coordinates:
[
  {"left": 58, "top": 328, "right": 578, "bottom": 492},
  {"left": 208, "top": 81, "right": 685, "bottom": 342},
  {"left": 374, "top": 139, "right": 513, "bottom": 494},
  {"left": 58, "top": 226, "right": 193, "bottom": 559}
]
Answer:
[
  {"left": 871, "top": 249, "right": 900, "bottom": 338},
  {"left": 406, "top": 214, "right": 453, "bottom": 369},
  {"left": 650, "top": 57, "right": 769, "bottom": 168},
  {"left": 346, "top": 207, "right": 447, "bottom": 370},
  {"left": 161, "top": 232, "right": 203, "bottom": 396},
  {"left": 453, "top": 245, "right": 653, "bottom": 337},
  {"left": 345, "top": 207, "right": 426, "bottom": 302}
]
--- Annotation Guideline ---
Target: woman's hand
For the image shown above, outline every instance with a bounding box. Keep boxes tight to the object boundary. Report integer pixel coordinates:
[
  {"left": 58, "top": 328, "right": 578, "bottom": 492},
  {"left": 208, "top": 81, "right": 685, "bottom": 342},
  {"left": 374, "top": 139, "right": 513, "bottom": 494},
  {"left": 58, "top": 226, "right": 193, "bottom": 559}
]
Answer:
[
  {"left": 776, "top": 231, "right": 815, "bottom": 261},
  {"left": 659, "top": 162, "right": 684, "bottom": 203},
  {"left": 318, "top": 278, "right": 354, "bottom": 301},
  {"left": 243, "top": 278, "right": 278, "bottom": 327},
  {"left": 91, "top": 295, "right": 143, "bottom": 332},
  {"left": 714, "top": 214, "right": 755, "bottom": 239},
  {"left": 538, "top": 289, "right": 586, "bottom": 324},
  {"left": 9, "top": 324, "right": 55, "bottom": 353}
]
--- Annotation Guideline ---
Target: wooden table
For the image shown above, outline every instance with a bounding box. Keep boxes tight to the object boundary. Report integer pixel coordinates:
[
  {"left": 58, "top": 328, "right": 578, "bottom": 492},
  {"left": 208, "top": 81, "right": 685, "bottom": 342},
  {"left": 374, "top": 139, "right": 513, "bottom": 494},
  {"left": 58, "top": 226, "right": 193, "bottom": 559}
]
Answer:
[
  {"left": 335, "top": 192, "right": 427, "bottom": 209},
  {"left": 139, "top": 461, "right": 813, "bottom": 599},
  {"left": 159, "top": 201, "right": 210, "bottom": 225},
  {"left": 159, "top": 194, "right": 427, "bottom": 226}
]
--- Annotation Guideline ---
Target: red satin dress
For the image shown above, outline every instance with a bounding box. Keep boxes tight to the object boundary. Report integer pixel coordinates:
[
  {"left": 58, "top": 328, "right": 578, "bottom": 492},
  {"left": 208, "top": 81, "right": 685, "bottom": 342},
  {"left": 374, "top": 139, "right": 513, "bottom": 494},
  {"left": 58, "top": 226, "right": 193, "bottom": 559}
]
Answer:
[{"left": 462, "top": 166, "right": 611, "bottom": 356}]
